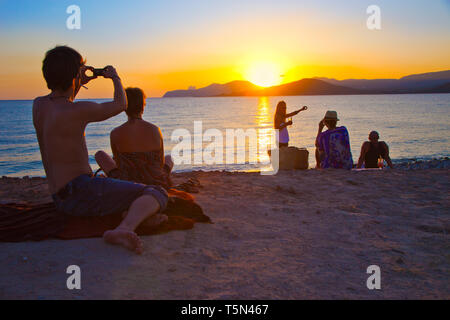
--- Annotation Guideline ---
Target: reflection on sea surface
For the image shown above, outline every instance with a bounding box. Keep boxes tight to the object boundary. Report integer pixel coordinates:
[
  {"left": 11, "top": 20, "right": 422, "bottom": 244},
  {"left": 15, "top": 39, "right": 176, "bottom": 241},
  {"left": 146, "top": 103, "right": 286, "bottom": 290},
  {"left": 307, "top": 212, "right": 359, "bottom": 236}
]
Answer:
[{"left": 0, "top": 94, "right": 449, "bottom": 176}]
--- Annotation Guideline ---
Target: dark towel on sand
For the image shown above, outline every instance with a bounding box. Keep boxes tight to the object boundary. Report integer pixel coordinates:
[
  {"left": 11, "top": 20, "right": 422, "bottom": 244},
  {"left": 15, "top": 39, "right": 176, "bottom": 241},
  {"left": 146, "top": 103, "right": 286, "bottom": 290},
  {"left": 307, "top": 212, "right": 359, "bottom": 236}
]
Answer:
[{"left": 0, "top": 189, "right": 211, "bottom": 242}]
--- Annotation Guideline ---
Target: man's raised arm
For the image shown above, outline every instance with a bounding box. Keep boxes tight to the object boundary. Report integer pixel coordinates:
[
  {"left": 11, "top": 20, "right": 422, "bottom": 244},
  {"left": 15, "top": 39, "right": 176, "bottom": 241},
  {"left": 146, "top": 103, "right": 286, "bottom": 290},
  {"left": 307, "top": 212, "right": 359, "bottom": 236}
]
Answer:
[{"left": 74, "top": 66, "right": 127, "bottom": 123}]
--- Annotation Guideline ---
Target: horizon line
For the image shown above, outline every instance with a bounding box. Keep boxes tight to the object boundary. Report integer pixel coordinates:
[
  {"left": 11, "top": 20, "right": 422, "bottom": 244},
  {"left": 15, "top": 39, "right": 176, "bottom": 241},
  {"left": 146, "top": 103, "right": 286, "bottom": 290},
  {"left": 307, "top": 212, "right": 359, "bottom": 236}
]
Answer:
[{"left": 1, "top": 69, "right": 449, "bottom": 100}]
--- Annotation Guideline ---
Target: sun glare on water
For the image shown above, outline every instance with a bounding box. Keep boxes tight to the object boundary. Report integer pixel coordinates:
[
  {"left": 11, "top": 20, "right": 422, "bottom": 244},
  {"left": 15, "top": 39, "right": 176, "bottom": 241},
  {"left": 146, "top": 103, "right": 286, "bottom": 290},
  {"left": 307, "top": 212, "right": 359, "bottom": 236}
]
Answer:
[{"left": 245, "top": 62, "right": 283, "bottom": 87}]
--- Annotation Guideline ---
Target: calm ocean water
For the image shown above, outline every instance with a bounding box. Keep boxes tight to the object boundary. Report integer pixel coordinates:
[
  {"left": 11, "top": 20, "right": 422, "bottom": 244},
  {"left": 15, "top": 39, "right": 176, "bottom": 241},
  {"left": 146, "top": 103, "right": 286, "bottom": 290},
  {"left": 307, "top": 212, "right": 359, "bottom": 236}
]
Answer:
[{"left": 0, "top": 94, "right": 449, "bottom": 177}]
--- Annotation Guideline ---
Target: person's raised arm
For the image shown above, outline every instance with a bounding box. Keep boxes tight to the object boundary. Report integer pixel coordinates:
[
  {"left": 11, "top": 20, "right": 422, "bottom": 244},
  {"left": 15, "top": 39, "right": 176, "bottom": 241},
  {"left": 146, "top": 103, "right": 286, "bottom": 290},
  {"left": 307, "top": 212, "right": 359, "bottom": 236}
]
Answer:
[
  {"left": 357, "top": 142, "right": 370, "bottom": 168},
  {"left": 286, "top": 106, "right": 307, "bottom": 118},
  {"left": 73, "top": 66, "right": 127, "bottom": 123},
  {"left": 316, "top": 119, "right": 325, "bottom": 144}
]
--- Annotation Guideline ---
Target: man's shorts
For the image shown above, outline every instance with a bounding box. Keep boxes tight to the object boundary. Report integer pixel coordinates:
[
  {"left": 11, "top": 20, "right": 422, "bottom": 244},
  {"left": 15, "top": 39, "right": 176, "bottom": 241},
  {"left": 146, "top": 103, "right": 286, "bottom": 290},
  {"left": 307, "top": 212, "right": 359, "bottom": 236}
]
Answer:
[{"left": 52, "top": 174, "right": 168, "bottom": 217}]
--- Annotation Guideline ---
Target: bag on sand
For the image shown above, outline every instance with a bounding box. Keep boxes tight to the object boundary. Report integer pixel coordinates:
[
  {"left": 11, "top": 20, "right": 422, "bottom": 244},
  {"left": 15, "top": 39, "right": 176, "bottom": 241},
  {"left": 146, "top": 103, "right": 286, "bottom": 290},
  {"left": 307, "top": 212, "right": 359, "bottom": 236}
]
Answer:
[{"left": 277, "top": 147, "right": 309, "bottom": 170}]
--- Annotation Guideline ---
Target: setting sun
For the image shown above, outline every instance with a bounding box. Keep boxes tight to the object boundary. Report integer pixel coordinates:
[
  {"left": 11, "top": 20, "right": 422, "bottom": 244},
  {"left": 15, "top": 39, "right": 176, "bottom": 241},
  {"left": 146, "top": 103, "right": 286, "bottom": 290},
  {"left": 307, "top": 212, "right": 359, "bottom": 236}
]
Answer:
[{"left": 244, "top": 62, "right": 283, "bottom": 87}]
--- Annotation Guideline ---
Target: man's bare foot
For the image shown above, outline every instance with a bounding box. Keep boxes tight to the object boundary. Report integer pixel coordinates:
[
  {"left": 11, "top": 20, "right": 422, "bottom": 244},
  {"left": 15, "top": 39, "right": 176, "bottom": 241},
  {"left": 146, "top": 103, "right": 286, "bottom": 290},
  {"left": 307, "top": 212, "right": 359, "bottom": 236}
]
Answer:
[
  {"left": 141, "top": 214, "right": 168, "bottom": 228},
  {"left": 103, "top": 229, "right": 143, "bottom": 254}
]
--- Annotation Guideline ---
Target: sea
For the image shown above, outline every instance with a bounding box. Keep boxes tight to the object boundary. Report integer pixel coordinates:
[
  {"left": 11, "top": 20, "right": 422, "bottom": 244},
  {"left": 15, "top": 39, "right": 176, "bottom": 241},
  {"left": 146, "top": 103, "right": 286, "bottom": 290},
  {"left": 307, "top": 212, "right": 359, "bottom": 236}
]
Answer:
[{"left": 0, "top": 94, "right": 449, "bottom": 177}]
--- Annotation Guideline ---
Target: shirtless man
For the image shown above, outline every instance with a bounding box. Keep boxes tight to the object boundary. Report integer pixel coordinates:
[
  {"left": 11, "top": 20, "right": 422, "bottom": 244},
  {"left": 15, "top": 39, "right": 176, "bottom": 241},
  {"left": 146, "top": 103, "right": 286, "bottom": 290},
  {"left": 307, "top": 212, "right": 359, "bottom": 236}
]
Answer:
[
  {"left": 357, "top": 131, "right": 394, "bottom": 169},
  {"left": 33, "top": 46, "right": 168, "bottom": 254}
]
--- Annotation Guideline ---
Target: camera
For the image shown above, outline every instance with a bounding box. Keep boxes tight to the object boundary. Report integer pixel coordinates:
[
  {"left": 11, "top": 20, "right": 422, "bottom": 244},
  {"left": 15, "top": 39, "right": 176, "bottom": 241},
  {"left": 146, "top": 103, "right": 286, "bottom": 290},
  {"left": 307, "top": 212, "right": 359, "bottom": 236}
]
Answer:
[{"left": 93, "top": 67, "right": 108, "bottom": 77}]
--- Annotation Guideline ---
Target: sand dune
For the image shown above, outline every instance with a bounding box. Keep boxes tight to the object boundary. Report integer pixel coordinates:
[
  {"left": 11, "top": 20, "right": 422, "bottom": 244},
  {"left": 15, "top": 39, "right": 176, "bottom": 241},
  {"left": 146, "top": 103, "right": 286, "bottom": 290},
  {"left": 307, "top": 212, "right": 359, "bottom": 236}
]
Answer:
[{"left": 0, "top": 168, "right": 449, "bottom": 299}]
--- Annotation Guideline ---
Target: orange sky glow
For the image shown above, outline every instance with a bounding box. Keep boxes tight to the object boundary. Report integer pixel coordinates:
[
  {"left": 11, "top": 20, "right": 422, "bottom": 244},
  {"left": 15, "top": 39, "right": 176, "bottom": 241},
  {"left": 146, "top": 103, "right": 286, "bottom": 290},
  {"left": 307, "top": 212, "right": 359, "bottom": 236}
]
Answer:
[{"left": 0, "top": 1, "right": 449, "bottom": 99}]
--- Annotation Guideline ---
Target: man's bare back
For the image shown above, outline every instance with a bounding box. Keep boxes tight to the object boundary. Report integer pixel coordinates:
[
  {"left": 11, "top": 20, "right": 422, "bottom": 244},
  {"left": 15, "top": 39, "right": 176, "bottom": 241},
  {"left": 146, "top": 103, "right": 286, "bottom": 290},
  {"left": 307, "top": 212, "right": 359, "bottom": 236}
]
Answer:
[{"left": 33, "top": 96, "right": 93, "bottom": 194}]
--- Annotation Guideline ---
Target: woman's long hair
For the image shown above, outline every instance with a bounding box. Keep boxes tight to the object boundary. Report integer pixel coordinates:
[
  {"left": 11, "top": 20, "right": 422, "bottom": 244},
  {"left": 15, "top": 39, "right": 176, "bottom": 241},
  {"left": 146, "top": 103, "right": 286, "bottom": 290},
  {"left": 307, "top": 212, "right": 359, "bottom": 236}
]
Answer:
[{"left": 274, "top": 101, "right": 287, "bottom": 129}]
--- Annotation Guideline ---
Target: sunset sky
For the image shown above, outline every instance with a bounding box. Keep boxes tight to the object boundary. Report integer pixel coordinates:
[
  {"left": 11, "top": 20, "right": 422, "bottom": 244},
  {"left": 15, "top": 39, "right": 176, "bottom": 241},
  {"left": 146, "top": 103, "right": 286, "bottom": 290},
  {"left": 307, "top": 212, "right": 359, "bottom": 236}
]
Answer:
[{"left": 0, "top": 0, "right": 449, "bottom": 99}]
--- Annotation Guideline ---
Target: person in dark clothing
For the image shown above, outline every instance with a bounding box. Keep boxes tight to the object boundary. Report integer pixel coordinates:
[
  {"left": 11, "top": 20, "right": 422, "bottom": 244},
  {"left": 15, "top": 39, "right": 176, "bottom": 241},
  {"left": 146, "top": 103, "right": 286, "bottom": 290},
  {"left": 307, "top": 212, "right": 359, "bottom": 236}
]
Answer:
[{"left": 357, "top": 131, "right": 394, "bottom": 168}]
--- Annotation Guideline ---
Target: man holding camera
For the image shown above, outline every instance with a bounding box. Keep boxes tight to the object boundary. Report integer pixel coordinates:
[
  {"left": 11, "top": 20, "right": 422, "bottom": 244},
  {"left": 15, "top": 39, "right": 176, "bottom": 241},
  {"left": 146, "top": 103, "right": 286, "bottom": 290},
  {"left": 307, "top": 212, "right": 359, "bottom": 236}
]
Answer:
[{"left": 33, "top": 46, "right": 168, "bottom": 254}]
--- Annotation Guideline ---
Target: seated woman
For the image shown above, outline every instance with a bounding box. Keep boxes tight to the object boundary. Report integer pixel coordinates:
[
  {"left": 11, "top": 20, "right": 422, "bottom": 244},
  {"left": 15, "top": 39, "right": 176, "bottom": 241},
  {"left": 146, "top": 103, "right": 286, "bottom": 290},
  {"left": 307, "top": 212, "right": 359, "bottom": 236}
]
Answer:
[
  {"left": 274, "top": 101, "right": 307, "bottom": 148},
  {"left": 95, "top": 87, "right": 173, "bottom": 189},
  {"left": 315, "top": 110, "right": 353, "bottom": 169}
]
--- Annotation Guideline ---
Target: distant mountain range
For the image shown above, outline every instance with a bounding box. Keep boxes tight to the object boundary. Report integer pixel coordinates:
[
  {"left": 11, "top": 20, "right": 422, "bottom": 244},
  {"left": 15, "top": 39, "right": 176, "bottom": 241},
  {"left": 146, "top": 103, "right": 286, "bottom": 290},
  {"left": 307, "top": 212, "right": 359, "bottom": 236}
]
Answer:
[{"left": 163, "top": 70, "right": 450, "bottom": 97}]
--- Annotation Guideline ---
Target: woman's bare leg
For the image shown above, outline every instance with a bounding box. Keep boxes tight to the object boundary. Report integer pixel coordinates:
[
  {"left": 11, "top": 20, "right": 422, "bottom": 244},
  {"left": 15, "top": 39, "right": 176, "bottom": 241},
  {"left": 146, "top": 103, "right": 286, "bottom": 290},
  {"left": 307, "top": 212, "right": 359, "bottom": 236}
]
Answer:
[
  {"left": 164, "top": 155, "right": 174, "bottom": 173},
  {"left": 95, "top": 150, "right": 118, "bottom": 175}
]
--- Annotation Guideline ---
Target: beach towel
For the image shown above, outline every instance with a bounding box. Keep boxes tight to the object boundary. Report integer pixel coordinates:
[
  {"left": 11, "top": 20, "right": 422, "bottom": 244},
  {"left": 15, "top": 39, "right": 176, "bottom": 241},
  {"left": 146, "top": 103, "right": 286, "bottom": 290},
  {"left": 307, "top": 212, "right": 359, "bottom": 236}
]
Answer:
[{"left": 0, "top": 189, "right": 210, "bottom": 242}]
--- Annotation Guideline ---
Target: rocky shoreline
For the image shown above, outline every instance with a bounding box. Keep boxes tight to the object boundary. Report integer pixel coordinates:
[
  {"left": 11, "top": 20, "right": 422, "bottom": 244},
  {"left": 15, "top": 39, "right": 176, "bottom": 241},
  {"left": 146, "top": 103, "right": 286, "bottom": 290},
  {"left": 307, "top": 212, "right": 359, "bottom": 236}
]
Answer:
[{"left": 393, "top": 157, "right": 450, "bottom": 170}]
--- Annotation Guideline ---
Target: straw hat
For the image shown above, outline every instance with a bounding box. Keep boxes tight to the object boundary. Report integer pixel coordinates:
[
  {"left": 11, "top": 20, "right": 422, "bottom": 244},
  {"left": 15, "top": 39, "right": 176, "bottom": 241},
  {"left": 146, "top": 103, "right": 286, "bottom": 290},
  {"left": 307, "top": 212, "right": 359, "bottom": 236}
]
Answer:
[{"left": 323, "top": 110, "right": 339, "bottom": 121}]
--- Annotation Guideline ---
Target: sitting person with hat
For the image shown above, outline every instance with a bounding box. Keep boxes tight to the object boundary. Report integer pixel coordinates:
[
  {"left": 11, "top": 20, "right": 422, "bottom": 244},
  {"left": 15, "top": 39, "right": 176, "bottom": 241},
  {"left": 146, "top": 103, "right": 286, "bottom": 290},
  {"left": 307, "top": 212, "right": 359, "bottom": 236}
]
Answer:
[
  {"left": 357, "top": 131, "right": 394, "bottom": 169},
  {"left": 315, "top": 111, "right": 353, "bottom": 169}
]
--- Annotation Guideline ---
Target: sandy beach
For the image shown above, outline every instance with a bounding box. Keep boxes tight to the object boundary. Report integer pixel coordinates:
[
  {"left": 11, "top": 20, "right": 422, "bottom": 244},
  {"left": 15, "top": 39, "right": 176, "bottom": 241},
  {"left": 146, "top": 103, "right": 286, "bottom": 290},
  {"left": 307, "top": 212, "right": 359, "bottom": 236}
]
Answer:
[{"left": 0, "top": 167, "right": 449, "bottom": 300}]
